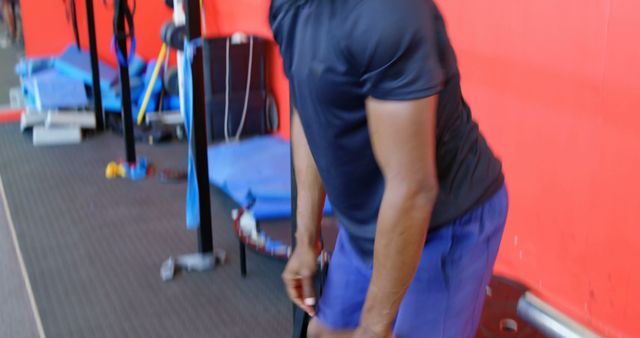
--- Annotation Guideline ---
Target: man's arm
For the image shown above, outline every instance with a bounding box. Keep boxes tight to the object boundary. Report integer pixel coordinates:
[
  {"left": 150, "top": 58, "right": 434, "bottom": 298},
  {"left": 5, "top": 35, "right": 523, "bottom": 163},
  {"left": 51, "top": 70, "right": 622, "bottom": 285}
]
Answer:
[
  {"left": 291, "top": 109, "right": 326, "bottom": 251},
  {"left": 282, "top": 108, "right": 326, "bottom": 316},
  {"left": 358, "top": 96, "right": 440, "bottom": 337}
]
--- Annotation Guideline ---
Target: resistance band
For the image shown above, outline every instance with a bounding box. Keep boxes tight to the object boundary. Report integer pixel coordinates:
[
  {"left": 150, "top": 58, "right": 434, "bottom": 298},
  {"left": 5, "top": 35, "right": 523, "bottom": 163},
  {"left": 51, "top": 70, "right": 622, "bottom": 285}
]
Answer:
[{"left": 137, "top": 43, "right": 167, "bottom": 125}]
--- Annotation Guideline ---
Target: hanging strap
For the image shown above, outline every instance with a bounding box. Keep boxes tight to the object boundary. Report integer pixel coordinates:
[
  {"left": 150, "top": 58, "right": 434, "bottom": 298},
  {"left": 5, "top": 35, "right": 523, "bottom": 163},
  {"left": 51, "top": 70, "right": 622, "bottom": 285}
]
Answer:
[
  {"left": 62, "top": 0, "right": 81, "bottom": 48},
  {"left": 112, "top": 0, "right": 137, "bottom": 66},
  {"left": 70, "top": 0, "right": 81, "bottom": 48}
]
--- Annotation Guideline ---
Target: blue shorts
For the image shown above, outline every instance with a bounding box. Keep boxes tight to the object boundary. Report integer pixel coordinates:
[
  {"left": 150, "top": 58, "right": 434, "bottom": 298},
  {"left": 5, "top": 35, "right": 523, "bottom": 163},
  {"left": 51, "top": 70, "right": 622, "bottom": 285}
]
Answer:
[{"left": 316, "top": 185, "right": 508, "bottom": 338}]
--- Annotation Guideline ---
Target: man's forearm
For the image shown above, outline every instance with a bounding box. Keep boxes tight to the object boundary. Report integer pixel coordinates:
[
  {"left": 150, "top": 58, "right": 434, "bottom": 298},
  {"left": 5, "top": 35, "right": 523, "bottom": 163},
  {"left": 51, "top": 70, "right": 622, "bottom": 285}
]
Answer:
[
  {"left": 360, "top": 183, "right": 438, "bottom": 335},
  {"left": 291, "top": 111, "right": 325, "bottom": 249}
]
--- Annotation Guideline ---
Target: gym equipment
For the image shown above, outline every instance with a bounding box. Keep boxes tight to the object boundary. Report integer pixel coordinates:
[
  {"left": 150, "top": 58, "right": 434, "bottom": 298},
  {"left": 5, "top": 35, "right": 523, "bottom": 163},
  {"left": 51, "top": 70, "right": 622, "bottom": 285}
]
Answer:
[
  {"left": 33, "top": 125, "right": 82, "bottom": 146},
  {"left": 15, "top": 57, "right": 53, "bottom": 77},
  {"left": 160, "top": 0, "right": 226, "bottom": 282},
  {"left": 111, "top": 75, "right": 145, "bottom": 104},
  {"left": 208, "top": 136, "right": 332, "bottom": 220},
  {"left": 105, "top": 157, "right": 153, "bottom": 181},
  {"left": 171, "top": 0, "right": 186, "bottom": 118},
  {"left": 160, "top": 21, "right": 186, "bottom": 51},
  {"left": 63, "top": 0, "right": 81, "bottom": 48},
  {"left": 84, "top": 0, "right": 104, "bottom": 129},
  {"left": 518, "top": 292, "right": 601, "bottom": 338},
  {"left": 137, "top": 44, "right": 167, "bottom": 125},
  {"left": 202, "top": 36, "right": 278, "bottom": 142},
  {"left": 207, "top": 136, "right": 332, "bottom": 276},
  {"left": 113, "top": 0, "right": 137, "bottom": 165},
  {"left": 19, "top": 66, "right": 89, "bottom": 111},
  {"left": 33, "top": 72, "right": 88, "bottom": 111},
  {"left": 54, "top": 45, "right": 118, "bottom": 91},
  {"left": 20, "top": 110, "right": 46, "bottom": 131},
  {"left": 128, "top": 55, "right": 147, "bottom": 77},
  {"left": 45, "top": 111, "right": 96, "bottom": 129}
]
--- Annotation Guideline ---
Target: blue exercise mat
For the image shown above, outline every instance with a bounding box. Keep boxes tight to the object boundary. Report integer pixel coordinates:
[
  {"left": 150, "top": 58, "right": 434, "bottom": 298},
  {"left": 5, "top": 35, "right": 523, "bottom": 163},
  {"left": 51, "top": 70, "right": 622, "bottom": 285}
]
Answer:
[
  {"left": 34, "top": 74, "right": 88, "bottom": 111},
  {"left": 20, "top": 68, "right": 88, "bottom": 111},
  {"left": 128, "top": 55, "right": 146, "bottom": 77},
  {"left": 54, "top": 45, "right": 118, "bottom": 91},
  {"left": 208, "top": 136, "right": 333, "bottom": 221},
  {"left": 15, "top": 57, "right": 54, "bottom": 77}
]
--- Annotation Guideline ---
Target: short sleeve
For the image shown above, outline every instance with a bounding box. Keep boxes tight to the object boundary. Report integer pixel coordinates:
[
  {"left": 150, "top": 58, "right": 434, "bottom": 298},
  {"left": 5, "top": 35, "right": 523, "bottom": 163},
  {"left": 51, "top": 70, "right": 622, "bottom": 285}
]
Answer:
[{"left": 345, "top": 0, "right": 444, "bottom": 100}]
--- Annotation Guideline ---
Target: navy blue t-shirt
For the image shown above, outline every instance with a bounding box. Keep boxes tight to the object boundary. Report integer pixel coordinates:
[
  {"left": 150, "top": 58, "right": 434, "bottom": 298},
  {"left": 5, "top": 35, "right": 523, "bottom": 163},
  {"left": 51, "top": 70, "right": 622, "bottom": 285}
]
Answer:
[{"left": 271, "top": 0, "right": 504, "bottom": 258}]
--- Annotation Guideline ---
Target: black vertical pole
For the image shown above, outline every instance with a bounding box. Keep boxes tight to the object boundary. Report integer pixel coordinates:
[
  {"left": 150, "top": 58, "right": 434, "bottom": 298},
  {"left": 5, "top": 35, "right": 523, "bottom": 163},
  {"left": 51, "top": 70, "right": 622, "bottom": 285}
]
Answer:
[
  {"left": 185, "top": 0, "right": 214, "bottom": 254},
  {"left": 115, "top": 0, "right": 136, "bottom": 164},
  {"left": 85, "top": 0, "right": 104, "bottom": 130}
]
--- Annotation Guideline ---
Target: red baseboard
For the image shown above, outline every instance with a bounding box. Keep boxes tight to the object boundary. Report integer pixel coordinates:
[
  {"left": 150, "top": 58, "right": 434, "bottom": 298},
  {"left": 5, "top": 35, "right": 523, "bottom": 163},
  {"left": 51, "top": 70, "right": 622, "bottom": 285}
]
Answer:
[{"left": 0, "top": 108, "right": 22, "bottom": 123}]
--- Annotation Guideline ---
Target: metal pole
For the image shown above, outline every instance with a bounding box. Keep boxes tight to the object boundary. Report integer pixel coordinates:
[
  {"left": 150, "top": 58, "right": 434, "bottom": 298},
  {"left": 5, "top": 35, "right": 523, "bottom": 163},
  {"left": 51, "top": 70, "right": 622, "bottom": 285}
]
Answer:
[
  {"left": 115, "top": 0, "right": 136, "bottom": 164},
  {"left": 185, "top": 0, "right": 213, "bottom": 254},
  {"left": 517, "top": 292, "right": 601, "bottom": 338},
  {"left": 85, "top": 0, "right": 104, "bottom": 130}
]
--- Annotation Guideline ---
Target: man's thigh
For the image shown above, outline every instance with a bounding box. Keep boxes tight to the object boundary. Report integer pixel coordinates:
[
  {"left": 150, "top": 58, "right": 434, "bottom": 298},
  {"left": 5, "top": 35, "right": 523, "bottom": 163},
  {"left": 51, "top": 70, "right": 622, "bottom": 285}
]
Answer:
[
  {"left": 315, "top": 229, "right": 371, "bottom": 331},
  {"left": 394, "top": 186, "right": 508, "bottom": 338},
  {"left": 314, "top": 186, "right": 508, "bottom": 338}
]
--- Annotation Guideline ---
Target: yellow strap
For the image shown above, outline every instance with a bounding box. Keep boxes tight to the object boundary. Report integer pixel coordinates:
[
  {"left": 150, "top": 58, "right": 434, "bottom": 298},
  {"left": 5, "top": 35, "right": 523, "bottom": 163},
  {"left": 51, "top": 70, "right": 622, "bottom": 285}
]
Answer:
[{"left": 137, "top": 43, "right": 168, "bottom": 125}]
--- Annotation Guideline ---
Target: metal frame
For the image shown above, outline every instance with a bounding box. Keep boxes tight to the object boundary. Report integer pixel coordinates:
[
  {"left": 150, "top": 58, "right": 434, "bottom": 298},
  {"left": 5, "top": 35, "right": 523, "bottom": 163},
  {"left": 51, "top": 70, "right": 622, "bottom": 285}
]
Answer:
[
  {"left": 518, "top": 292, "right": 602, "bottom": 338},
  {"left": 113, "top": 0, "right": 136, "bottom": 163},
  {"left": 160, "top": 0, "right": 225, "bottom": 281},
  {"left": 85, "top": 0, "right": 104, "bottom": 130}
]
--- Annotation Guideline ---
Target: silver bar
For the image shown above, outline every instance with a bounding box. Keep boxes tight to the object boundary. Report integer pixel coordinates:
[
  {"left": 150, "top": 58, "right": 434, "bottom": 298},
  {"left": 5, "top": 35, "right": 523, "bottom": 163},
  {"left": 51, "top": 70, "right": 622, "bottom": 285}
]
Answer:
[
  {"left": 145, "top": 111, "right": 184, "bottom": 125},
  {"left": 517, "top": 292, "right": 601, "bottom": 338}
]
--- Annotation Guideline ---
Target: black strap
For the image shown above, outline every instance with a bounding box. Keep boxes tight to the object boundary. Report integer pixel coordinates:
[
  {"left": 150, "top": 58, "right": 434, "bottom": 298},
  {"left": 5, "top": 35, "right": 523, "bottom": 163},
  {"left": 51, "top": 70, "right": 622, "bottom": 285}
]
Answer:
[
  {"left": 113, "top": 0, "right": 135, "bottom": 41},
  {"left": 63, "top": 0, "right": 81, "bottom": 48},
  {"left": 70, "top": 0, "right": 81, "bottom": 48}
]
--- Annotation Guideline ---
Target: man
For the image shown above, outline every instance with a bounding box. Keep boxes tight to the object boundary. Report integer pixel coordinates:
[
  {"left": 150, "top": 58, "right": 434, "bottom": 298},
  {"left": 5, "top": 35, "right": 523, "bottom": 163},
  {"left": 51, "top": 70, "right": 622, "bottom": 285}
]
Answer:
[{"left": 271, "top": 0, "right": 508, "bottom": 337}]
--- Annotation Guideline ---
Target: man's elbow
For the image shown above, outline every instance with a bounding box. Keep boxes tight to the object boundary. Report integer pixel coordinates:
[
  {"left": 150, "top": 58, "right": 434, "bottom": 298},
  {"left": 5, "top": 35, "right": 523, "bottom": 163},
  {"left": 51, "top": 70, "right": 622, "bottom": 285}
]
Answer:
[
  {"left": 413, "top": 180, "right": 439, "bottom": 207},
  {"left": 389, "top": 177, "right": 439, "bottom": 209}
]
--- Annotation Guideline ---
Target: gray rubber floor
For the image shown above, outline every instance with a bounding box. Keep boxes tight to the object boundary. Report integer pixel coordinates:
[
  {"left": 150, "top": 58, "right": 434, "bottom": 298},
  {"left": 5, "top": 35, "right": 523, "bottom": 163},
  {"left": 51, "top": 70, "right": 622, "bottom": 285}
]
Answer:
[
  {"left": 0, "top": 174, "right": 41, "bottom": 338},
  {"left": 0, "top": 125, "right": 292, "bottom": 338}
]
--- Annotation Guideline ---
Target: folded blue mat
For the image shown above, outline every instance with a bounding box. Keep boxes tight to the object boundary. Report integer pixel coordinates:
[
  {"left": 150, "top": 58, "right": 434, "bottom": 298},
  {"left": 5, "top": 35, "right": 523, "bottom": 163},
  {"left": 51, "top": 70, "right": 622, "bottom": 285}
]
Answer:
[
  {"left": 21, "top": 68, "right": 88, "bottom": 111},
  {"left": 128, "top": 55, "right": 147, "bottom": 77},
  {"left": 54, "top": 45, "right": 118, "bottom": 91},
  {"left": 208, "top": 136, "right": 333, "bottom": 221},
  {"left": 15, "top": 57, "right": 54, "bottom": 77},
  {"left": 110, "top": 76, "right": 144, "bottom": 104}
]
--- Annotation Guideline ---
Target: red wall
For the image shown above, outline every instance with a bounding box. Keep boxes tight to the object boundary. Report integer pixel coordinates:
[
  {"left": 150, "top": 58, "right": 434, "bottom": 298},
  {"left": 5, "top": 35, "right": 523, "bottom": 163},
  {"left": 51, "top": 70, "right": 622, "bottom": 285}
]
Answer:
[
  {"left": 21, "top": 0, "right": 290, "bottom": 137},
  {"left": 435, "top": 0, "right": 640, "bottom": 336},
  {"left": 21, "top": 1, "right": 640, "bottom": 337},
  {"left": 22, "top": 0, "right": 171, "bottom": 63}
]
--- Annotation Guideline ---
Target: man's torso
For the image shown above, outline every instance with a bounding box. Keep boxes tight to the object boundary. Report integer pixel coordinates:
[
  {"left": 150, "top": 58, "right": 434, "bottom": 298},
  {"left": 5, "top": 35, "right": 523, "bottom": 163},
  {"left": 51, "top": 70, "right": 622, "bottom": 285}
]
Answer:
[{"left": 271, "top": 0, "right": 504, "bottom": 258}]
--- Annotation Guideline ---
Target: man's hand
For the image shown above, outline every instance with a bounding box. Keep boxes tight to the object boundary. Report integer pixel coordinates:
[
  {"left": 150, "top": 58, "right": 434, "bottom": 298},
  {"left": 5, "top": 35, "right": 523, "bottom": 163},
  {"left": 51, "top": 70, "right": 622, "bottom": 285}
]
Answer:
[{"left": 282, "top": 244, "right": 318, "bottom": 316}]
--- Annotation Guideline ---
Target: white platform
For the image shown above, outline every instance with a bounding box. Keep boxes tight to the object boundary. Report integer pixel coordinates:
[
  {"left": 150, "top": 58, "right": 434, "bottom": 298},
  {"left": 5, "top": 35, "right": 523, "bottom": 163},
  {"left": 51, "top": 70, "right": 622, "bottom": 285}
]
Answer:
[
  {"left": 45, "top": 111, "right": 96, "bottom": 129},
  {"left": 32, "top": 126, "right": 82, "bottom": 146}
]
